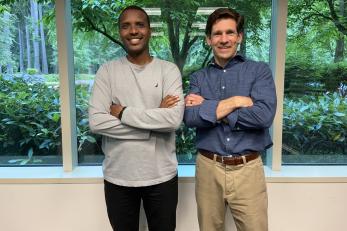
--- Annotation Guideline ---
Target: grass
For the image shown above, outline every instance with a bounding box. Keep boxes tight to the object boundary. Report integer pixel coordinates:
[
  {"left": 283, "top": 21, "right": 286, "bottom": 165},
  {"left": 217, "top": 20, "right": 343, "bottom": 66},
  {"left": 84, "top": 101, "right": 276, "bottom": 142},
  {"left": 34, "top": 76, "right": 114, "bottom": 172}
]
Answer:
[{"left": 44, "top": 73, "right": 95, "bottom": 82}]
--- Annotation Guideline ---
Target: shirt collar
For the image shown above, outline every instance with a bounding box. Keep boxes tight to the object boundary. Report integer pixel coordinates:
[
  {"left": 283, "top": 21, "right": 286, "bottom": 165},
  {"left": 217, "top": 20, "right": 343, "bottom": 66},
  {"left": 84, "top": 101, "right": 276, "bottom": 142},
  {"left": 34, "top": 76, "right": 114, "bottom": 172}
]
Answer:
[{"left": 208, "top": 53, "right": 245, "bottom": 69}]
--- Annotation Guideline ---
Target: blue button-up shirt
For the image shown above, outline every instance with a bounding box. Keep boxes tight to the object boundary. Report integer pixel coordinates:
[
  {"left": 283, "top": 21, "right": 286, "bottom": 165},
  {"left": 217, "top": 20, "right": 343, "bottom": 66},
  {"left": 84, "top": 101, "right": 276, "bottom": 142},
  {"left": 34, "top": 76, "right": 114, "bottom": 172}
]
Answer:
[{"left": 183, "top": 55, "right": 277, "bottom": 156}]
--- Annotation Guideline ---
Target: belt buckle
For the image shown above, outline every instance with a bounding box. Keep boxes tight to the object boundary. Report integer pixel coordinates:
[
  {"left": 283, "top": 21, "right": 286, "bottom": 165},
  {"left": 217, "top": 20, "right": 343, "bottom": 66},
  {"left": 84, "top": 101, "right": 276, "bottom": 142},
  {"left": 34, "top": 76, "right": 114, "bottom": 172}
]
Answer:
[{"left": 221, "top": 155, "right": 232, "bottom": 164}]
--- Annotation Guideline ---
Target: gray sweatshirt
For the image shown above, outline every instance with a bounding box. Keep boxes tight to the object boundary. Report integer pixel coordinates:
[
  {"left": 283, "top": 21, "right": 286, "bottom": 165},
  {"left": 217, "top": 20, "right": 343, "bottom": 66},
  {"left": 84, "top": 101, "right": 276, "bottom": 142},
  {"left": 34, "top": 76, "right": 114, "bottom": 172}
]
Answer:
[{"left": 89, "top": 57, "right": 184, "bottom": 186}]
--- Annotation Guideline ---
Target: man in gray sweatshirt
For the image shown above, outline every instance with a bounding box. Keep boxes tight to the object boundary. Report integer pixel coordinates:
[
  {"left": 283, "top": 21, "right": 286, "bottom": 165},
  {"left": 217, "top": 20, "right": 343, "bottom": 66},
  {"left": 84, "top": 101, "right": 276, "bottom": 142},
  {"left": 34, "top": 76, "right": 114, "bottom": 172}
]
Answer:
[{"left": 88, "top": 5, "right": 184, "bottom": 231}]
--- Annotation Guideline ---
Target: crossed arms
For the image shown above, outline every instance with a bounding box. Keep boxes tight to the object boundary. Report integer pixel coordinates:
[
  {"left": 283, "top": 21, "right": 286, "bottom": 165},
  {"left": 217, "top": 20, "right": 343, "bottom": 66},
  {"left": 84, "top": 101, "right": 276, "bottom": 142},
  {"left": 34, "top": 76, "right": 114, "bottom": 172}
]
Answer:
[
  {"left": 184, "top": 65, "right": 277, "bottom": 130},
  {"left": 89, "top": 64, "right": 184, "bottom": 140}
]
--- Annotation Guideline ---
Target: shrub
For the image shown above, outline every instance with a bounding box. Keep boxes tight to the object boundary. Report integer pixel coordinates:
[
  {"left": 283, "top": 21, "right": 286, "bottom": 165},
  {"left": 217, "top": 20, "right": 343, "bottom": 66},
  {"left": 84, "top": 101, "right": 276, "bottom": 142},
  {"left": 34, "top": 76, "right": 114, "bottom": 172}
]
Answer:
[
  {"left": 26, "top": 68, "right": 38, "bottom": 75},
  {"left": 175, "top": 124, "right": 196, "bottom": 163},
  {"left": 0, "top": 74, "right": 103, "bottom": 163},
  {"left": 285, "top": 59, "right": 347, "bottom": 96},
  {"left": 0, "top": 74, "right": 61, "bottom": 157},
  {"left": 75, "top": 84, "right": 102, "bottom": 155},
  {"left": 285, "top": 59, "right": 324, "bottom": 96},
  {"left": 320, "top": 62, "right": 347, "bottom": 92},
  {"left": 283, "top": 93, "right": 347, "bottom": 155}
]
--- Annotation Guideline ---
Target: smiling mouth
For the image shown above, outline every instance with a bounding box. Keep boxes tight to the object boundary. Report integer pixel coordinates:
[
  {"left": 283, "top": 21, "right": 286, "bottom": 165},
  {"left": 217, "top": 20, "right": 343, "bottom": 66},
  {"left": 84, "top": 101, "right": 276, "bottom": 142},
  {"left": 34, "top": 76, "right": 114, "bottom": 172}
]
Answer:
[
  {"left": 129, "top": 37, "right": 141, "bottom": 41},
  {"left": 127, "top": 38, "right": 142, "bottom": 46},
  {"left": 218, "top": 47, "right": 232, "bottom": 50}
]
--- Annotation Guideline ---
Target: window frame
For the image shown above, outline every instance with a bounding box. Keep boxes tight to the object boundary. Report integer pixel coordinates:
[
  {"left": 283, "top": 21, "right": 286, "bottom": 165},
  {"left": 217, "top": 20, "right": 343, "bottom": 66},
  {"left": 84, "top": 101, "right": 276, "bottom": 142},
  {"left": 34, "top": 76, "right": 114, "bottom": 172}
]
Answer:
[{"left": 56, "top": 0, "right": 78, "bottom": 171}]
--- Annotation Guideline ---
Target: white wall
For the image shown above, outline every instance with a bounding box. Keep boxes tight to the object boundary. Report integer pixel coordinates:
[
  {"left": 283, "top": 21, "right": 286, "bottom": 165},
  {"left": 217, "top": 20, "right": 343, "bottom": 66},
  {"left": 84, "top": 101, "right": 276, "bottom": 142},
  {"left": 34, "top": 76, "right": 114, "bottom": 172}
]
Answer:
[{"left": 0, "top": 181, "right": 346, "bottom": 231}]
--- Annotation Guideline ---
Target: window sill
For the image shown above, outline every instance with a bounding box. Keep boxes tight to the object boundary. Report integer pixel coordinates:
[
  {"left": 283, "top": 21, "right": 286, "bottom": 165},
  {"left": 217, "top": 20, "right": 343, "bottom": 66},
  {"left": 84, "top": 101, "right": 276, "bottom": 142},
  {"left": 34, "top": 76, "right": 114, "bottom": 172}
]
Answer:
[
  {"left": 264, "top": 165, "right": 347, "bottom": 183},
  {"left": 1, "top": 165, "right": 347, "bottom": 184}
]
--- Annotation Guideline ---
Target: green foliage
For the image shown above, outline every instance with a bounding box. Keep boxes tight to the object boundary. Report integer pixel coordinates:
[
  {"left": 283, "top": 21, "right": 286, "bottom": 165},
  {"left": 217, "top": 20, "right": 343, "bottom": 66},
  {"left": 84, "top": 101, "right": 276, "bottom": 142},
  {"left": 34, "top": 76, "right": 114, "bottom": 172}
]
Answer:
[
  {"left": 26, "top": 68, "right": 38, "bottom": 75},
  {"left": 75, "top": 84, "right": 102, "bottom": 155},
  {"left": 72, "top": 0, "right": 127, "bottom": 49},
  {"left": 283, "top": 93, "right": 347, "bottom": 155},
  {"left": 0, "top": 4, "right": 9, "bottom": 14},
  {"left": 285, "top": 59, "right": 347, "bottom": 96},
  {"left": 287, "top": 0, "right": 347, "bottom": 63},
  {"left": 0, "top": 10, "right": 16, "bottom": 69},
  {"left": 44, "top": 73, "right": 95, "bottom": 83},
  {"left": 0, "top": 74, "right": 61, "bottom": 157},
  {"left": 175, "top": 124, "right": 196, "bottom": 163},
  {"left": 70, "top": 0, "right": 272, "bottom": 71},
  {"left": 285, "top": 58, "right": 324, "bottom": 96},
  {"left": 320, "top": 62, "right": 347, "bottom": 92},
  {"left": 43, "top": 73, "right": 58, "bottom": 82},
  {"left": 0, "top": 74, "right": 103, "bottom": 162}
]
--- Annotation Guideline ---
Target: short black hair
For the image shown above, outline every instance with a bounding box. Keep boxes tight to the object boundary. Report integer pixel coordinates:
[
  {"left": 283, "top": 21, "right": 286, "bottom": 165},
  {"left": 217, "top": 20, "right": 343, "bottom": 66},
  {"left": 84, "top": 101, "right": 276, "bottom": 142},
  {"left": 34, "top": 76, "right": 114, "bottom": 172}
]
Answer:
[
  {"left": 118, "top": 5, "right": 151, "bottom": 27},
  {"left": 205, "top": 8, "right": 244, "bottom": 36}
]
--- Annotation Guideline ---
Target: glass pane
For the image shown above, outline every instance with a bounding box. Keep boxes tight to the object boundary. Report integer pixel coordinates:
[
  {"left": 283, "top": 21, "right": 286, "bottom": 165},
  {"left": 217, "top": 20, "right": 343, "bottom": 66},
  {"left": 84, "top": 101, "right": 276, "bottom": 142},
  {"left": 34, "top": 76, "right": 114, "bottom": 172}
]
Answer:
[
  {"left": 283, "top": 0, "right": 347, "bottom": 164},
  {"left": 72, "top": 0, "right": 272, "bottom": 165},
  {"left": 0, "top": 1, "right": 61, "bottom": 166}
]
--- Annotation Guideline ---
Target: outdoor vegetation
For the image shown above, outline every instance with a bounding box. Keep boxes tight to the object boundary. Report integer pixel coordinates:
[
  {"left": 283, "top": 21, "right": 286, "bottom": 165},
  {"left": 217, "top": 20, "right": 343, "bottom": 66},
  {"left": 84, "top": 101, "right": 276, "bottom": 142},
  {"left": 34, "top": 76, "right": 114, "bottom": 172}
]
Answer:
[{"left": 0, "top": 0, "right": 346, "bottom": 165}]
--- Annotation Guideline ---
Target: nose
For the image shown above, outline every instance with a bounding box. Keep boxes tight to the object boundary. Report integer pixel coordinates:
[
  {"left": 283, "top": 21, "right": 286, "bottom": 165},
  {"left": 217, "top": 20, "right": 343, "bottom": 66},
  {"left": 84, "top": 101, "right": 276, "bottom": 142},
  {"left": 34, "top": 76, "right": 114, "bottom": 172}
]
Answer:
[
  {"left": 220, "top": 33, "right": 228, "bottom": 44},
  {"left": 129, "top": 25, "right": 138, "bottom": 35}
]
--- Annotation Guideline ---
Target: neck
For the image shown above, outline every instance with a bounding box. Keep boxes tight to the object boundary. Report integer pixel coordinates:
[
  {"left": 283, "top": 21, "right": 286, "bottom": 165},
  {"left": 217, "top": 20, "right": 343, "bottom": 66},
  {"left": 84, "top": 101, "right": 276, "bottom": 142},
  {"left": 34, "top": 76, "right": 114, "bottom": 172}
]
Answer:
[
  {"left": 214, "top": 53, "right": 237, "bottom": 68},
  {"left": 215, "top": 59, "right": 228, "bottom": 68},
  {"left": 126, "top": 51, "right": 152, "bottom": 66}
]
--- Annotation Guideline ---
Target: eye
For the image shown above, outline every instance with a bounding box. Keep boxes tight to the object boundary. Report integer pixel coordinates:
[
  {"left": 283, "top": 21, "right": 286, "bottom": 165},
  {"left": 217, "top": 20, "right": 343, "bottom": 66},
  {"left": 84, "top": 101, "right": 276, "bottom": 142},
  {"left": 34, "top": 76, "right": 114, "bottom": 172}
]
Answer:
[
  {"left": 120, "top": 24, "right": 129, "bottom": 30},
  {"left": 212, "top": 31, "right": 222, "bottom": 37},
  {"left": 136, "top": 22, "right": 145, "bottom": 28},
  {"left": 226, "top": 30, "right": 237, "bottom": 36}
]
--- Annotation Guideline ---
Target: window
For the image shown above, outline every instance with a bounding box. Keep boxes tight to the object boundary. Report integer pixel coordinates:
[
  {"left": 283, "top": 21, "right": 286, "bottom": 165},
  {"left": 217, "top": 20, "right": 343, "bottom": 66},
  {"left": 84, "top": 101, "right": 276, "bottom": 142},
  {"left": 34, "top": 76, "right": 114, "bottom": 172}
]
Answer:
[
  {"left": 283, "top": 0, "right": 347, "bottom": 164},
  {"left": 0, "top": 1, "right": 61, "bottom": 166},
  {"left": 5, "top": 0, "right": 344, "bottom": 171},
  {"left": 72, "top": 0, "right": 272, "bottom": 165}
]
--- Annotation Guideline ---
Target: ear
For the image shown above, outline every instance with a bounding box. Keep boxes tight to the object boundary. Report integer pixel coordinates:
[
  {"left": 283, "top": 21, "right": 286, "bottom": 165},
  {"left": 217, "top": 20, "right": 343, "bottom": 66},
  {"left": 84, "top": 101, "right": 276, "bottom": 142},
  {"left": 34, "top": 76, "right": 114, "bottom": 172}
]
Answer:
[
  {"left": 237, "top": 32, "right": 243, "bottom": 44},
  {"left": 206, "top": 36, "right": 211, "bottom": 46}
]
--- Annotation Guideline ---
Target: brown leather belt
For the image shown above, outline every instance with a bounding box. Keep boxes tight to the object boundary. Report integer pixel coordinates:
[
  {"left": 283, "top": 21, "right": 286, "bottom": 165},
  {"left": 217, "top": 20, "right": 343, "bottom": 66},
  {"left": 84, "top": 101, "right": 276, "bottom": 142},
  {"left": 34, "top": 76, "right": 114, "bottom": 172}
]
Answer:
[{"left": 199, "top": 149, "right": 260, "bottom": 165}]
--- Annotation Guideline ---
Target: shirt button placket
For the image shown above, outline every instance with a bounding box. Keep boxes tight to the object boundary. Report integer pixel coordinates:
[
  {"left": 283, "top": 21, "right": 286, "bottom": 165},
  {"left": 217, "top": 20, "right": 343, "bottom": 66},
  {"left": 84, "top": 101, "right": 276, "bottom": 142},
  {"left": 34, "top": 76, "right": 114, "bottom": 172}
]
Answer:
[{"left": 221, "top": 69, "right": 226, "bottom": 96}]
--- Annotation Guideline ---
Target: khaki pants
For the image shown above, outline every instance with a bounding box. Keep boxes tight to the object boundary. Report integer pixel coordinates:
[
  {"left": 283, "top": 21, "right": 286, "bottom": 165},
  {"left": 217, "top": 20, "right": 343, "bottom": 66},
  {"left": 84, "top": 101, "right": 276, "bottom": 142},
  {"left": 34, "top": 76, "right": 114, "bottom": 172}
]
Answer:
[{"left": 195, "top": 153, "right": 268, "bottom": 231}]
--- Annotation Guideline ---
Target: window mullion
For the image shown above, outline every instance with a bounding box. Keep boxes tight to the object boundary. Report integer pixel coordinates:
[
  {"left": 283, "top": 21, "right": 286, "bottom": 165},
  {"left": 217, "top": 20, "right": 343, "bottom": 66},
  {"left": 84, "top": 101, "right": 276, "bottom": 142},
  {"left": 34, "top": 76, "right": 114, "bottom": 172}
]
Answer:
[
  {"left": 269, "top": 0, "right": 288, "bottom": 171},
  {"left": 55, "top": 0, "right": 77, "bottom": 171}
]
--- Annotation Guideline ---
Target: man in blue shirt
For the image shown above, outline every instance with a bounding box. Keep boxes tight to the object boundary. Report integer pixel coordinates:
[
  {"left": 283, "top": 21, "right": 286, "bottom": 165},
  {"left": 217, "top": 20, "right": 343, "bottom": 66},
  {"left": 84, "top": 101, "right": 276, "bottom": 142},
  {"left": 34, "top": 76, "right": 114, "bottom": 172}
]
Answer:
[{"left": 184, "top": 8, "right": 276, "bottom": 231}]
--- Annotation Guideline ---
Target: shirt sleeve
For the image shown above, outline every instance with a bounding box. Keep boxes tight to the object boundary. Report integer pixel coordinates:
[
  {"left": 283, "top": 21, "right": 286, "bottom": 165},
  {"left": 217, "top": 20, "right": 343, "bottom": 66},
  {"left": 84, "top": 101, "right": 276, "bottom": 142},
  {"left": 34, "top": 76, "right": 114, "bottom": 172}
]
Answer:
[
  {"left": 226, "top": 63, "right": 277, "bottom": 130},
  {"left": 88, "top": 64, "right": 150, "bottom": 139},
  {"left": 120, "top": 64, "right": 184, "bottom": 132},
  {"left": 183, "top": 72, "right": 219, "bottom": 128}
]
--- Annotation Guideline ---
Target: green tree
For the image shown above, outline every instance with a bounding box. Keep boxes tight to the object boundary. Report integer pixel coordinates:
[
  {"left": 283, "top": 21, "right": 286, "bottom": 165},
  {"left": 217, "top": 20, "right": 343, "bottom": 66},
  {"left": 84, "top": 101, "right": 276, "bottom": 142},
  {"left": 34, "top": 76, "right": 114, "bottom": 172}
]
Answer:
[
  {"left": 0, "top": 10, "right": 16, "bottom": 73},
  {"left": 71, "top": 0, "right": 271, "bottom": 72},
  {"left": 288, "top": 0, "right": 347, "bottom": 63}
]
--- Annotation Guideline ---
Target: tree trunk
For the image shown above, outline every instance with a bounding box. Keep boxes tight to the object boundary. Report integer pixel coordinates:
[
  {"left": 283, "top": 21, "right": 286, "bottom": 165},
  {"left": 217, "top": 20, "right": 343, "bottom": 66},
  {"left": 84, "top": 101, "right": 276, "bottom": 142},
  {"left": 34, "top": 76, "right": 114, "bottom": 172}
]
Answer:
[
  {"left": 162, "top": 0, "right": 198, "bottom": 73},
  {"left": 6, "top": 64, "right": 13, "bottom": 74},
  {"left": 334, "top": 0, "right": 345, "bottom": 62},
  {"left": 334, "top": 36, "right": 344, "bottom": 62},
  {"left": 18, "top": 22, "right": 25, "bottom": 72},
  {"left": 25, "top": 22, "right": 31, "bottom": 69},
  {"left": 39, "top": 4, "right": 48, "bottom": 74},
  {"left": 3, "top": 13, "right": 13, "bottom": 74},
  {"left": 30, "top": 0, "right": 41, "bottom": 72}
]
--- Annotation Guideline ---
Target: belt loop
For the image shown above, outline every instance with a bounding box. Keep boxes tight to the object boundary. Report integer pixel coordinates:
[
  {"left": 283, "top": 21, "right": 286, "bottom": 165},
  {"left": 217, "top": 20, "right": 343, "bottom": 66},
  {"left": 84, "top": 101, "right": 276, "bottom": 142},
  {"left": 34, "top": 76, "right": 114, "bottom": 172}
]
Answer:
[
  {"left": 213, "top": 154, "right": 217, "bottom": 163},
  {"left": 241, "top": 155, "right": 247, "bottom": 164}
]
